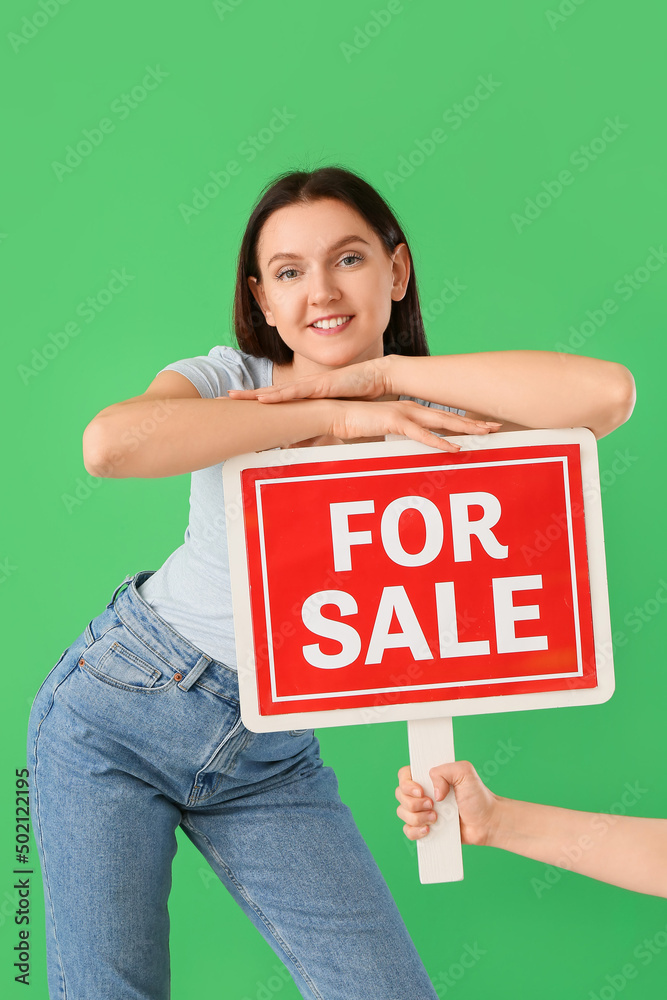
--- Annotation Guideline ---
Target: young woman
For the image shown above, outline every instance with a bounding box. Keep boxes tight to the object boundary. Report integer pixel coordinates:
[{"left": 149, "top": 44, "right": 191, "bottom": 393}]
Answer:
[
  {"left": 394, "top": 760, "right": 667, "bottom": 898},
  {"left": 27, "top": 165, "right": 635, "bottom": 1000}
]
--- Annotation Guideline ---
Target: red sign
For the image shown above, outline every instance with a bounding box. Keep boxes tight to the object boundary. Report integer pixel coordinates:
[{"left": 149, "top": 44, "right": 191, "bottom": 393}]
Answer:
[{"left": 237, "top": 438, "right": 597, "bottom": 718}]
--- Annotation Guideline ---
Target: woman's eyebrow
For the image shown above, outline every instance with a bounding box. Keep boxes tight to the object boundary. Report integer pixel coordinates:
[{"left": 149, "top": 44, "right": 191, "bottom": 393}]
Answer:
[{"left": 266, "top": 235, "right": 371, "bottom": 268}]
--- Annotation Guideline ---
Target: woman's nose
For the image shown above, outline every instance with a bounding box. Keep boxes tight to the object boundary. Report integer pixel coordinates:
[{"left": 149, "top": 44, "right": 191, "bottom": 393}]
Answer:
[{"left": 307, "top": 266, "right": 341, "bottom": 304}]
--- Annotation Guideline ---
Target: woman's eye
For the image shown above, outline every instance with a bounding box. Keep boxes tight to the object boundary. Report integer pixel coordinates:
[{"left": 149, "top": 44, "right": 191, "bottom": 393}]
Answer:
[{"left": 275, "top": 253, "right": 364, "bottom": 282}]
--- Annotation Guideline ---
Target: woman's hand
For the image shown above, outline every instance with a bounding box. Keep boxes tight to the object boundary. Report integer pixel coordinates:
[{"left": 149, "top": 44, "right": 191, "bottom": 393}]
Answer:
[
  {"left": 277, "top": 399, "right": 499, "bottom": 451},
  {"left": 325, "top": 399, "right": 499, "bottom": 452},
  {"left": 227, "top": 357, "right": 393, "bottom": 403},
  {"left": 395, "top": 760, "right": 502, "bottom": 846}
]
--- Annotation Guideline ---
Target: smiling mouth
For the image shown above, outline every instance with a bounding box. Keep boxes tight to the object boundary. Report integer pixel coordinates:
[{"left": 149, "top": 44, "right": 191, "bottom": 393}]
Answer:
[{"left": 309, "top": 315, "right": 354, "bottom": 333}]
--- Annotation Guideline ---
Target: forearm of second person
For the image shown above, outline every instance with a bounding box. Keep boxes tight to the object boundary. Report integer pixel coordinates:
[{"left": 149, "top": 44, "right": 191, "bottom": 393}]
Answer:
[
  {"left": 84, "top": 397, "right": 332, "bottom": 478},
  {"left": 490, "top": 797, "right": 667, "bottom": 897}
]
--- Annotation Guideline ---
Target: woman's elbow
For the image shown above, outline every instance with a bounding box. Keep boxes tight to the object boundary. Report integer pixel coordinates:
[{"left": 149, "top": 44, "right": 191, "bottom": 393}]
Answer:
[
  {"left": 82, "top": 420, "right": 117, "bottom": 477},
  {"left": 611, "top": 363, "right": 636, "bottom": 425},
  {"left": 595, "top": 363, "right": 636, "bottom": 438}
]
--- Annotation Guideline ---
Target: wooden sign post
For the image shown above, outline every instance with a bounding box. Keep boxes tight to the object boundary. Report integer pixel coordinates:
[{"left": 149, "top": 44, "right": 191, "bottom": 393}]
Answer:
[{"left": 223, "top": 427, "right": 613, "bottom": 884}]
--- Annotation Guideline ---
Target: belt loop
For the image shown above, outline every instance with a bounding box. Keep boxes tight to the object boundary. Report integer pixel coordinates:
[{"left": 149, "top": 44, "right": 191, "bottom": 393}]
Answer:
[
  {"left": 107, "top": 573, "right": 135, "bottom": 609},
  {"left": 177, "top": 654, "right": 212, "bottom": 692}
]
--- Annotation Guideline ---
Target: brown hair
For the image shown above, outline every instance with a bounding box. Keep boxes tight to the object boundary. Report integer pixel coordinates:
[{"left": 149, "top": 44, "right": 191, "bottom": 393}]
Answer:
[{"left": 232, "top": 164, "right": 431, "bottom": 364}]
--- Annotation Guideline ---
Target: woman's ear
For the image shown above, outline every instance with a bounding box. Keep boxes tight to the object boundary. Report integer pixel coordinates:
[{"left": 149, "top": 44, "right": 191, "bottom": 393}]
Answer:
[
  {"left": 247, "top": 275, "right": 275, "bottom": 326},
  {"left": 390, "top": 243, "right": 411, "bottom": 302}
]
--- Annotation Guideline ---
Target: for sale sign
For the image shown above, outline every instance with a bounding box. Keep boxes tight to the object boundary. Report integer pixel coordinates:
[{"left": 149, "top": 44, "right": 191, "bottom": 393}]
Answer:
[{"left": 224, "top": 428, "right": 613, "bottom": 733}]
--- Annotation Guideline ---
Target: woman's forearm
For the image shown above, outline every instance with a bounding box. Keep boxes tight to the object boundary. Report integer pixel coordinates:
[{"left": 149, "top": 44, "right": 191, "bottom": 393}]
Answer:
[
  {"left": 84, "top": 397, "right": 333, "bottom": 478},
  {"left": 489, "top": 797, "right": 667, "bottom": 897},
  {"left": 389, "top": 351, "right": 636, "bottom": 439}
]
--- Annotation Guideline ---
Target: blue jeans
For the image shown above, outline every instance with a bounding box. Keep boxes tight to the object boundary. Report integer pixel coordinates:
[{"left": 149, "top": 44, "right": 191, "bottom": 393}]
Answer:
[{"left": 27, "top": 570, "right": 438, "bottom": 1000}]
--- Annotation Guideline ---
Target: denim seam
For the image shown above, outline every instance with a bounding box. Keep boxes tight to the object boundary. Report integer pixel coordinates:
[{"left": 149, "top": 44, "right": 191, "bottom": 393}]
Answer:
[
  {"left": 96, "top": 642, "right": 162, "bottom": 681},
  {"left": 110, "top": 608, "right": 179, "bottom": 674},
  {"left": 79, "top": 661, "right": 178, "bottom": 694},
  {"left": 195, "top": 725, "right": 256, "bottom": 803},
  {"left": 188, "top": 713, "right": 244, "bottom": 805},
  {"left": 31, "top": 659, "right": 85, "bottom": 1000},
  {"left": 191, "top": 679, "right": 239, "bottom": 706},
  {"left": 87, "top": 614, "right": 126, "bottom": 645},
  {"left": 181, "top": 815, "right": 325, "bottom": 1000},
  {"left": 117, "top": 583, "right": 240, "bottom": 680}
]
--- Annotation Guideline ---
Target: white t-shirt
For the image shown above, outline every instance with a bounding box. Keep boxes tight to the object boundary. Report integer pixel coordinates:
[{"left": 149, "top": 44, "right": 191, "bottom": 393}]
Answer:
[{"left": 137, "top": 345, "right": 466, "bottom": 668}]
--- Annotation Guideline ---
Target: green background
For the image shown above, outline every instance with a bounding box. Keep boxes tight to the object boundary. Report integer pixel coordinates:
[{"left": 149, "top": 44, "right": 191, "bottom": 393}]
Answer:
[{"left": 3, "top": 0, "right": 666, "bottom": 996}]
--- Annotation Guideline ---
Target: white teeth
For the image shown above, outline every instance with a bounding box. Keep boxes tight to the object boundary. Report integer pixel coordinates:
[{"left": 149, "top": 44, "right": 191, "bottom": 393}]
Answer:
[{"left": 312, "top": 315, "right": 351, "bottom": 329}]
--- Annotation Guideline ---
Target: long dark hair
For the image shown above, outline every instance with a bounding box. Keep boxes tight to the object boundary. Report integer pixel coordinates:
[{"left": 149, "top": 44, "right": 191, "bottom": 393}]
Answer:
[{"left": 233, "top": 165, "right": 430, "bottom": 364}]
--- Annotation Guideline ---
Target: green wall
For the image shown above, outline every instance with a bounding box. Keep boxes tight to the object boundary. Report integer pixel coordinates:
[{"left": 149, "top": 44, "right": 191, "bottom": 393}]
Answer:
[{"left": 3, "top": 1, "right": 665, "bottom": 996}]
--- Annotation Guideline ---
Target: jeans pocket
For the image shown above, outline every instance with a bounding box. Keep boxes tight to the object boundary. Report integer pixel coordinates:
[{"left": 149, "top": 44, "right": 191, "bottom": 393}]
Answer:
[{"left": 79, "top": 626, "right": 171, "bottom": 691}]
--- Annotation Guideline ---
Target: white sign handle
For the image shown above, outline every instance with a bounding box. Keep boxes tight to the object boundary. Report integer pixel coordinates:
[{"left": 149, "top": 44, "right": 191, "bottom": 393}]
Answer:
[{"left": 406, "top": 716, "right": 464, "bottom": 884}]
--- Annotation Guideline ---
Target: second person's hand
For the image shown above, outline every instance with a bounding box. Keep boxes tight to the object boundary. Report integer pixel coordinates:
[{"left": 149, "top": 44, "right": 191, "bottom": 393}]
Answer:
[{"left": 396, "top": 761, "right": 502, "bottom": 845}]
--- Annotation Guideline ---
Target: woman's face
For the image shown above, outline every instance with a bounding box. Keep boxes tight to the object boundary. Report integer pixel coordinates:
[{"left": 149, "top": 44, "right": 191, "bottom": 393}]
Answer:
[{"left": 248, "top": 198, "right": 410, "bottom": 374}]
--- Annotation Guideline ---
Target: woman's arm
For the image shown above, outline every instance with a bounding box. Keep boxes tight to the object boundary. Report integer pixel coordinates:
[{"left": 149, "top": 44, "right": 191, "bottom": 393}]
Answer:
[
  {"left": 82, "top": 371, "right": 497, "bottom": 479},
  {"left": 396, "top": 762, "right": 667, "bottom": 898},
  {"left": 388, "top": 351, "right": 636, "bottom": 439},
  {"left": 82, "top": 370, "right": 335, "bottom": 479}
]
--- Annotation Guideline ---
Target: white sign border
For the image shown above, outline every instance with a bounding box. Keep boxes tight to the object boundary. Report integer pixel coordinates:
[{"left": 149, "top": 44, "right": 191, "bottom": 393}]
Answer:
[{"left": 223, "top": 427, "right": 613, "bottom": 732}]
